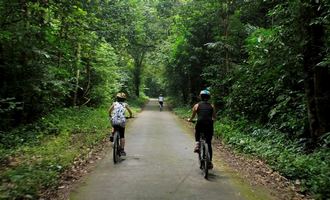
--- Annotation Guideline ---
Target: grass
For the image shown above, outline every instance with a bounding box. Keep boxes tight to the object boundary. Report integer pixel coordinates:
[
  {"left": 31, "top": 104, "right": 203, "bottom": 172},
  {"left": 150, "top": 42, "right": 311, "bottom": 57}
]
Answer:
[
  {"left": 0, "top": 98, "right": 145, "bottom": 199},
  {"left": 173, "top": 106, "right": 330, "bottom": 200}
]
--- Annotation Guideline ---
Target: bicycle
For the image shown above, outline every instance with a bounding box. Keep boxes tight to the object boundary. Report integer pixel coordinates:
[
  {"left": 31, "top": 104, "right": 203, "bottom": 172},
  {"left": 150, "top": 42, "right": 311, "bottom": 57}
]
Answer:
[
  {"left": 159, "top": 102, "right": 163, "bottom": 111},
  {"left": 112, "top": 126, "right": 122, "bottom": 163},
  {"left": 189, "top": 120, "right": 211, "bottom": 179},
  {"left": 111, "top": 117, "right": 133, "bottom": 164},
  {"left": 198, "top": 131, "right": 210, "bottom": 179}
]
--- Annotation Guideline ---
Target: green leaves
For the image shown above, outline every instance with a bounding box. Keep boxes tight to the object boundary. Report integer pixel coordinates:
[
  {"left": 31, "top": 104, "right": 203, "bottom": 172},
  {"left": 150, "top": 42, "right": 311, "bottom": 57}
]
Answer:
[{"left": 212, "top": 117, "right": 330, "bottom": 199}]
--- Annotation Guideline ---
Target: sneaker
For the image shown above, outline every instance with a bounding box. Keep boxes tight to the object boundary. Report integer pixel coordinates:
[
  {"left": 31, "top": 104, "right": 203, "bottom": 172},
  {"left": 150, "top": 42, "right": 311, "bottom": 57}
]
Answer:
[
  {"left": 208, "top": 162, "right": 213, "bottom": 169},
  {"left": 120, "top": 149, "right": 126, "bottom": 156},
  {"left": 194, "top": 143, "right": 200, "bottom": 153}
]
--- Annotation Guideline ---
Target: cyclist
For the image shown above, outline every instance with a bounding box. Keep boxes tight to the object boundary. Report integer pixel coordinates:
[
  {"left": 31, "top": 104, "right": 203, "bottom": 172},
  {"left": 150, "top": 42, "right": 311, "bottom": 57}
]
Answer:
[
  {"left": 108, "top": 92, "right": 133, "bottom": 156},
  {"left": 158, "top": 94, "right": 164, "bottom": 108},
  {"left": 188, "top": 89, "right": 216, "bottom": 169}
]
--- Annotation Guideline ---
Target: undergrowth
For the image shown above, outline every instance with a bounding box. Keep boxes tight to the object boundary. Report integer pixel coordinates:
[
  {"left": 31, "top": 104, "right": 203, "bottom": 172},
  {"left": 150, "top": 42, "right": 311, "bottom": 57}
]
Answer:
[
  {"left": 173, "top": 107, "right": 330, "bottom": 200},
  {"left": 0, "top": 98, "right": 145, "bottom": 199}
]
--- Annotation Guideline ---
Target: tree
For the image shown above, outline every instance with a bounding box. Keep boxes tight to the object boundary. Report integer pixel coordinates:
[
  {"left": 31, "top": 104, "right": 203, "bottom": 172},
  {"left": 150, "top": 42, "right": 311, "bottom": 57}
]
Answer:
[{"left": 299, "top": 0, "right": 330, "bottom": 144}]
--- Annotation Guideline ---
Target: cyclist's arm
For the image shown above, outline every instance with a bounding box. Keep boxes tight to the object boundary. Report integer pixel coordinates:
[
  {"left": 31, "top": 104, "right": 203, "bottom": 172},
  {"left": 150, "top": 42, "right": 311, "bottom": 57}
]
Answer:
[
  {"left": 108, "top": 104, "right": 114, "bottom": 117},
  {"left": 212, "top": 104, "right": 216, "bottom": 121},
  {"left": 188, "top": 104, "right": 198, "bottom": 121},
  {"left": 125, "top": 105, "right": 133, "bottom": 118}
]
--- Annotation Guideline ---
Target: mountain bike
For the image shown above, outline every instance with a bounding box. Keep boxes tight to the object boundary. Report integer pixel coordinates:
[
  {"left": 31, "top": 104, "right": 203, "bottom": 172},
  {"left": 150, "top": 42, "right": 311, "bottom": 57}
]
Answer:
[
  {"left": 159, "top": 102, "right": 163, "bottom": 111},
  {"left": 189, "top": 120, "right": 211, "bottom": 179},
  {"left": 111, "top": 117, "right": 133, "bottom": 164}
]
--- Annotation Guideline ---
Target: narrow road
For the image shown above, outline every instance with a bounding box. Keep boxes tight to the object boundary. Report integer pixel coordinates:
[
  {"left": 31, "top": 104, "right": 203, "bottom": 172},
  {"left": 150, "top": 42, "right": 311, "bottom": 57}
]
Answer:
[{"left": 69, "top": 100, "right": 259, "bottom": 200}]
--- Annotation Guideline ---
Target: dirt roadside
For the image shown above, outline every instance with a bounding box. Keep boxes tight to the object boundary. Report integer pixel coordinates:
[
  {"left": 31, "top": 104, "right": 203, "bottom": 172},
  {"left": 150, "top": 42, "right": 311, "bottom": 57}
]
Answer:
[{"left": 212, "top": 140, "right": 313, "bottom": 200}]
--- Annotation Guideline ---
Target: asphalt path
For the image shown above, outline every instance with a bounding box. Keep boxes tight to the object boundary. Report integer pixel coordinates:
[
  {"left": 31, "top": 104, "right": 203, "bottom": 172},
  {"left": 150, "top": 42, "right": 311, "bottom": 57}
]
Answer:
[{"left": 70, "top": 100, "right": 251, "bottom": 200}]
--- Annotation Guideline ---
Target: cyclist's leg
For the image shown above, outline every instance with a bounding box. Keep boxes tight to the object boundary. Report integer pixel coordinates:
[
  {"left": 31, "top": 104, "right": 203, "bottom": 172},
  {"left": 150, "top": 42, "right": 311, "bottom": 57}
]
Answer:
[
  {"left": 119, "top": 126, "right": 126, "bottom": 155},
  {"left": 109, "top": 127, "right": 114, "bottom": 142},
  {"left": 109, "top": 120, "right": 115, "bottom": 141},
  {"left": 194, "top": 122, "right": 201, "bottom": 152},
  {"left": 206, "top": 136, "right": 213, "bottom": 161},
  {"left": 110, "top": 124, "right": 119, "bottom": 142},
  {"left": 205, "top": 121, "right": 214, "bottom": 168}
]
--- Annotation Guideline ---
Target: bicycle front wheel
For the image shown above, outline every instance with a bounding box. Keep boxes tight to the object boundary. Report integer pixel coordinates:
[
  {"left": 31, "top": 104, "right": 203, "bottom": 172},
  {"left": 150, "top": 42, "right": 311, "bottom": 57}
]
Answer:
[
  {"left": 113, "top": 131, "right": 120, "bottom": 163},
  {"left": 202, "top": 143, "right": 209, "bottom": 179}
]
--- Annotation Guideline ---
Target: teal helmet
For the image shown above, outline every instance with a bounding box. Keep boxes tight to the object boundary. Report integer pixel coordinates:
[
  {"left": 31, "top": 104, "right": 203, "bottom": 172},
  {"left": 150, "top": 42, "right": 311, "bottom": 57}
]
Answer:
[
  {"left": 200, "top": 90, "right": 210, "bottom": 96},
  {"left": 200, "top": 89, "right": 210, "bottom": 100}
]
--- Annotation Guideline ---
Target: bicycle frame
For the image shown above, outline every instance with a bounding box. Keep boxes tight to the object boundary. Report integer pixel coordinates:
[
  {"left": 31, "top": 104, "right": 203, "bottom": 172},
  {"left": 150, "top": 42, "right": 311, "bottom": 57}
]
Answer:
[{"left": 112, "top": 130, "right": 121, "bottom": 163}]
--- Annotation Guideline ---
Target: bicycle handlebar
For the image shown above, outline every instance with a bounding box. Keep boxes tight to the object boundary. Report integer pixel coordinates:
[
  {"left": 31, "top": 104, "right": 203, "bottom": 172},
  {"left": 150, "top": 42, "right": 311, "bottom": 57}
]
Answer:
[{"left": 187, "top": 119, "right": 196, "bottom": 123}]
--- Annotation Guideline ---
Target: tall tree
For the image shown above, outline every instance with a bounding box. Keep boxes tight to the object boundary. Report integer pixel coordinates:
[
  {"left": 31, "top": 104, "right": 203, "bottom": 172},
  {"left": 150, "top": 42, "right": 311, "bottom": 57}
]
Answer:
[{"left": 300, "top": 0, "right": 330, "bottom": 144}]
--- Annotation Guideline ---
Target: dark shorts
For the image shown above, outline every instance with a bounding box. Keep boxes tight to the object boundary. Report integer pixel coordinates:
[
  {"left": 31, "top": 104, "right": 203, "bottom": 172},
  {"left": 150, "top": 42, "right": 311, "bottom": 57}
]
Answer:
[
  {"left": 159, "top": 101, "right": 163, "bottom": 106},
  {"left": 113, "top": 125, "right": 125, "bottom": 139},
  {"left": 195, "top": 120, "right": 213, "bottom": 142}
]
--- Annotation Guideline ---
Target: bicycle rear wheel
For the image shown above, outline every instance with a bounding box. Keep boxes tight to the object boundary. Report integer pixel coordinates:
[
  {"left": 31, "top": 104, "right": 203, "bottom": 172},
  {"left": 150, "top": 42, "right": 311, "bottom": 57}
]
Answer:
[
  {"left": 202, "top": 143, "right": 209, "bottom": 179},
  {"left": 113, "top": 131, "right": 120, "bottom": 163}
]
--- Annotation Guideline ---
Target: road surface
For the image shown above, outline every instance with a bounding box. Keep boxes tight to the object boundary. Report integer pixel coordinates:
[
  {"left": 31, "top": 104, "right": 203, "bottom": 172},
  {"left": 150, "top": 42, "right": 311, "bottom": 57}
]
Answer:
[{"left": 70, "top": 99, "right": 270, "bottom": 200}]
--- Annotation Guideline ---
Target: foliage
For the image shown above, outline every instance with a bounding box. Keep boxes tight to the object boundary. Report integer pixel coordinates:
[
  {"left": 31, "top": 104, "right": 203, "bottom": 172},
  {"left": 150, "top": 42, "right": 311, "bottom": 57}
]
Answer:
[
  {"left": 1, "top": 0, "right": 330, "bottom": 198},
  {"left": 214, "top": 117, "right": 330, "bottom": 199},
  {"left": 172, "top": 106, "right": 191, "bottom": 119},
  {"left": 226, "top": 27, "right": 306, "bottom": 135},
  {"left": 0, "top": 0, "right": 135, "bottom": 131},
  {"left": 163, "top": 0, "right": 330, "bottom": 142},
  {"left": 0, "top": 102, "right": 142, "bottom": 199}
]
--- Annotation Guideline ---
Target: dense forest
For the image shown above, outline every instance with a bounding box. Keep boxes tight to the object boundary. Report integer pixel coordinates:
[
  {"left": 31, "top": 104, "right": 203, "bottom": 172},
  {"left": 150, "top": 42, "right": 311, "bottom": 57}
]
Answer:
[{"left": 0, "top": 0, "right": 329, "bottom": 199}]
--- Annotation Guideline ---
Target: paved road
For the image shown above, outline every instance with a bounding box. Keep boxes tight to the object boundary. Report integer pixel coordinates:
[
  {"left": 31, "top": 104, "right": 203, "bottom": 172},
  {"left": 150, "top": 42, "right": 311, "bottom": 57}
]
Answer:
[{"left": 70, "top": 100, "right": 257, "bottom": 200}]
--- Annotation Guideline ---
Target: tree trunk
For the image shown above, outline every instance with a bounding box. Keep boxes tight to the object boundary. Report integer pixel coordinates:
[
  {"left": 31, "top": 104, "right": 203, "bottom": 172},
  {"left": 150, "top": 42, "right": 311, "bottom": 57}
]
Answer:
[
  {"left": 224, "top": 1, "right": 229, "bottom": 73},
  {"left": 133, "top": 50, "right": 146, "bottom": 97},
  {"left": 302, "top": 0, "right": 330, "bottom": 145},
  {"left": 73, "top": 43, "right": 81, "bottom": 106},
  {"left": 133, "top": 60, "right": 141, "bottom": 97},
  {"left": 73, "top": 69, "right": 80, "bottom": 107}
]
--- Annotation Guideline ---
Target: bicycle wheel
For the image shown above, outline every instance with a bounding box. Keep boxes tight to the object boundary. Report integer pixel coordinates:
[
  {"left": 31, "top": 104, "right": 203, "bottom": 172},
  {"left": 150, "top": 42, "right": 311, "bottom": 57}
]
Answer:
[
  {"left": 113, "top": 131, "right": 120, "bottom": 163},
  {"left": 198, "top": 145, "right": 203, "bottom": 170},
  {"left": 202, "top": 143, "right": 209, "bottom": 179}
]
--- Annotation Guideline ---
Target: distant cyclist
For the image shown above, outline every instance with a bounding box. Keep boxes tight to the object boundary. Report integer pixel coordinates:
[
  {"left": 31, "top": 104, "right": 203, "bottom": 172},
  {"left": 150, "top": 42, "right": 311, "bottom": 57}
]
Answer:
[
  {"left": 188, "top": 89, "right": 216, "bottom": 168},
  {"left": 158, "top": 94, "right": 164, "bottom": 108},
  {"left": 108, "top": 92, "right": 133, "bottom": 156}
]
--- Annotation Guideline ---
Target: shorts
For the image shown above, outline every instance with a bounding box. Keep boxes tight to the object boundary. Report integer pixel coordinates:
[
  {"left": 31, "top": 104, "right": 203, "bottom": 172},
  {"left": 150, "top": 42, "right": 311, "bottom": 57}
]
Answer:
[
  {"left": 113, "top": 125, "right": 125, "bottom": 139},
  {"left": 195, "top": 120, "right": 213, "bottom": 142}
]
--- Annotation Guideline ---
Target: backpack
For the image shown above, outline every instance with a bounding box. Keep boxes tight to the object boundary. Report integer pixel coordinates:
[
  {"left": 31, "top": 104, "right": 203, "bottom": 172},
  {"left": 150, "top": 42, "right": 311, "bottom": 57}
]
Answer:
[{"left": 111, "top": 102, "right": 126, "bottom": 127}]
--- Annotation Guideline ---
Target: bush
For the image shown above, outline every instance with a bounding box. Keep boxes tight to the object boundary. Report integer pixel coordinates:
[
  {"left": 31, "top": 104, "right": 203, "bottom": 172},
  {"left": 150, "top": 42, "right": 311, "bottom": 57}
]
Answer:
[
  {"left": 0, "top": 102, "right": 143, "bottom": 199},
  {"left": 214, "top": 118, "right": 330, "bottom": 199}
]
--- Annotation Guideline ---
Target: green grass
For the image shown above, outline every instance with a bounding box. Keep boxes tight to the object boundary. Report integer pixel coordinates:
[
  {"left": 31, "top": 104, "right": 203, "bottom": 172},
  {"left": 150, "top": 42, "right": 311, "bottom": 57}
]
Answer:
[
  {"left": 173, "top": 107, "right": 330, "bottom": 200},
  {"left": 0, "top": 100, "right": 144, "bottom": 199}
]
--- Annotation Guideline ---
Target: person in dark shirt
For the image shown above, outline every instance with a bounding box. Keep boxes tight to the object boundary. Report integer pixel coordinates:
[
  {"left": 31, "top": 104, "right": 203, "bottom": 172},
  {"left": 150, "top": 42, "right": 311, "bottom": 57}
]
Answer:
[{"left": 188, "top": 89, "right": 216, "bottom": 168}]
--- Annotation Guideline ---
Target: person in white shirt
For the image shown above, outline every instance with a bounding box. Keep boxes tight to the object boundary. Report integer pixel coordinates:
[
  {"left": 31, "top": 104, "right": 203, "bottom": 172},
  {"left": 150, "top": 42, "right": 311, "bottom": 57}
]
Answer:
[
  {"left": 158, "top": 94, "right": 164, "bottom": 108},
  {"left": 108, "top": 92, "right": 133, "bottom": 156}
]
